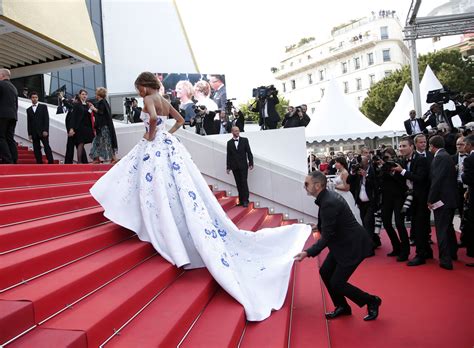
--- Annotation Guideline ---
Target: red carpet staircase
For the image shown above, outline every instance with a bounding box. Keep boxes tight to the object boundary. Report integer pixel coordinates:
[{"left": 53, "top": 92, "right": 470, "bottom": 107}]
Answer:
[{"left": 16, "top": 145, "right": 60, "bottom": 164}]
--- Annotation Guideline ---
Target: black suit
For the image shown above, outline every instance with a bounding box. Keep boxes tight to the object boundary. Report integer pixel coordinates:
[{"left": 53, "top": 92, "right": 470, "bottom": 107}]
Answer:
[
  {"left": 429, "top": 149, "right": 458, "bottom": 266},
  {"left": 226, "top": 137, "right": 253, "bottom": 205},
  {"left": 404, "top": 118, "right": 426, "bottom": 135},
  {"left": 64, "top": 103, "right": 88, "bottom": 164},
  {"left": 0, "top": 79, "right": 18, "bottom": 163},
  {"left": 231, "top": 111, "right": 245, "bottom": 132},
  {"left": 253, "top": 96, "right": 280, "bottom": 130},
  {"left": 306, "top": 189, "right": 374, "bottom": 308},
  {"left": 424, "top": 110, "right": 454, "bottom": 130},
  {"left": 461, "top": 152, "right": 474, "bottom": 257},
  {"left": 27, "top": 104, "right": 54, "bottom": 164},
  {"left": 214, "top": 119, "right": 232, "bottom": 134},
  {"left": 400, "top": 153, "right": 432, "bottom": 258}
]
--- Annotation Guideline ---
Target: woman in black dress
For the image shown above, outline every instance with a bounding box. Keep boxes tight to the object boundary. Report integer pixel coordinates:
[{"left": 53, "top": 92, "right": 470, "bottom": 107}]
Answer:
[{"left": 69, "top": 89, "right": 94, "bottom": 163}]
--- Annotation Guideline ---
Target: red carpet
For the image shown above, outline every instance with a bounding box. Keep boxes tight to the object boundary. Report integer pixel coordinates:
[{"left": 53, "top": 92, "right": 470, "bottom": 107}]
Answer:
[{"left": 0, "top": 151, "right": 473, "bottom": 347}]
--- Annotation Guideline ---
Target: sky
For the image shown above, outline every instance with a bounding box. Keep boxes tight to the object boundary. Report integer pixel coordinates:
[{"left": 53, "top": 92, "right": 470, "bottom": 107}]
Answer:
[{"left": 175, "top": 0, "right": 457, "bottom": 104}]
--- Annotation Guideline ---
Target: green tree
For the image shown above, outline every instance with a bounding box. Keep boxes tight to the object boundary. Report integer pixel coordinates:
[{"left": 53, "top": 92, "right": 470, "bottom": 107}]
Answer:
[
  {"left": 361, "top": 50, "right": 474, "bottom": 125},
  {"left": 239, "top": 96, "right": 290, "bottom": 128}
]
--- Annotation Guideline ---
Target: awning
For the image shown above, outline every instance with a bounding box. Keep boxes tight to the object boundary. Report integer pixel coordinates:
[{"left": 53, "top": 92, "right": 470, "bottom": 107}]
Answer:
[{"left": 0, "top": 0, "right": 101, "bottom": 78}]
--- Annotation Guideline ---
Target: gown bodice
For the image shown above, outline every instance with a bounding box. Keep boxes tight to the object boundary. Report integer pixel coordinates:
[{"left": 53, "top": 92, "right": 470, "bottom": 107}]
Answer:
[{"left": 140, "top": 111, "right": 167, "bottom": 133}]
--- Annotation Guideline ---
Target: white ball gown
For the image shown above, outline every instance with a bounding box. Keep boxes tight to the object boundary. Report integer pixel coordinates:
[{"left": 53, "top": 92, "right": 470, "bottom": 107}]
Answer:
[
  {"left": 90, "top": 112, "right": 311, "bottom": 321},
  {"left": 333, "top": 173, "right": 363, "bottom": 225}
]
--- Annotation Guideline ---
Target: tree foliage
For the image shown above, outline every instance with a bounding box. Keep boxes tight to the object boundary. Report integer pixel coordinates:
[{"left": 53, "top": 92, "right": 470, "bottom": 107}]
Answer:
[
  {"left": 360, "top": 50, "right": 474, "bottom": 125},
  {"left": 239, "top": 96, "right": 290, "bottom": 128}
]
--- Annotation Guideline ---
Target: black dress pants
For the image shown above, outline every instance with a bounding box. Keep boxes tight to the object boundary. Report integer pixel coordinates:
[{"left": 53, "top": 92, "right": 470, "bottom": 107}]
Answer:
[
  {"left": 382, "top": 195, "right": 410, "bottom": 256},
  {"left": 0, "top": 118, "right": 17, "bottom": 164},
  {"left": 358, "top": 201, "right": 379, "bottom": 246},
  {"left": 412, "top": 196, "right": 432, "bottom": 258},
  {"left": 32, "top": 135, "right": 54, "bottom": 164},
  {"left": 232, "top": 167, "right": 249, "bottom": 204},
  {"left": 433, "top": 207, "right": 458, "bottom": 265},
  {"left": 319, "top": 253, "right": 373, "bottom": 308}
]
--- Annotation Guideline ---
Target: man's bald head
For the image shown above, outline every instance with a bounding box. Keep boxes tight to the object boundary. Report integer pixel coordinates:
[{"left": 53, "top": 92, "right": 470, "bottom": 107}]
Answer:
[{"left": 0, "top": 69, "right": 11, "bottom": 80}]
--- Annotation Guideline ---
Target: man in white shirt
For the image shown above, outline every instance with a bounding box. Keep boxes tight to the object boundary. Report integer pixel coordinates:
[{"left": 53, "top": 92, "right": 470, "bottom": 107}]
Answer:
[
  {"left": 26, "top": 91, "right": 54, "bottom": 164},
  {"left": 404, "top": 110, "right": 426, "bottom": 135}
]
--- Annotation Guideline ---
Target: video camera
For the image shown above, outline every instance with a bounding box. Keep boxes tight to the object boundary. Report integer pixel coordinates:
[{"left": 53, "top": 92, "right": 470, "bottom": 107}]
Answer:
[
  {"left": 225, "top": 98, "right": 236, "bottom": 115},
  {"left": 426, "top": 87, "right": 460, "bottom": 104},
  {"left": 252, "top": 85, "right": 278, "bottom": 99},
  {"left": 192, "top": 104, "right": 207, "bottom": 114}
]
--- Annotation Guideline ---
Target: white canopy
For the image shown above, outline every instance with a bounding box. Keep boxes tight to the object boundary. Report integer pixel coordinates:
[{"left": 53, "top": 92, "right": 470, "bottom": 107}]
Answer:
[
  {"left": 381, "top": 84, "right": 414, "bottom": 132},
  {"left": 306, "top": 79, "right": 383, "bottom": 142}
]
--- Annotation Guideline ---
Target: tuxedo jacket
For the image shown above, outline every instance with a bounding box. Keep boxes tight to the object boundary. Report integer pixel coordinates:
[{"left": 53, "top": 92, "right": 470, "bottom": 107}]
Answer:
[
  {"left": 226, "top": 137, "right": 253, "bottom": 171},
  {"left": 27, "top": 103, "right": 49, "bottom": 137},
  {"left": 462, "top": 153, "right": 474, "bottom": 205},
  {"left": 214, "top": 120, "right": 232, "bottom": 134},
  {"left": 232, "top": 111, "right": 245, "bottom": 132},
  {"left": 404, "top": 118, "right": 426, "bottom": 135},
  {"left": 253, "top": 96, "right": 280, "bottom": 128},
  {"left": 347, "top": 165, "right": 378, "bottom": 206},
  {"left": 425, "top": 111, "right": 454, "bottom": 130},
  {"left": 428, "top": 149, "right": 458, "bottom": 208},
  {"left": 0, "top": 80, "right": 18, "bottom": 120},
  {"left": 305, "top": 189, "right": 373, "bottom": 267},
  {"left": 401, "top": 152, "right": 430, "bottom": 198}
]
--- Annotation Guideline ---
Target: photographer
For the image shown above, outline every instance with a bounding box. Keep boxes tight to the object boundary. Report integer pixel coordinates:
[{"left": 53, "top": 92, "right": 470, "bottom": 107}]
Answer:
[
  {"left": 376, "top": 148, "right": 409, "bottom": 261},
  {"left": 251, "top": 85, "right": 280, "bottom": 130},
  {"left": 456, "top": 93, "right": 474, "bottom": 125},
  {"left": 131, "top": 98, "right": 142, "bottom": 123},
  {"left": 189, "top": 105, "right": 217, "bottom": 135},
  {"left": 214, "top": 110, "right": 232, "bottom": 134},
  {"left": 348, "top": 156, "right": 381, "bottom": 249},
  {"left": 230, "top": 108, "right": 245, "bottom": 132}
]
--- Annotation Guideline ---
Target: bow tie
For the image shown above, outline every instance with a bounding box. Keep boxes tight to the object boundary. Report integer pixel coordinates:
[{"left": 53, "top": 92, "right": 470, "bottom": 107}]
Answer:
[
  {"left": 233, "top": 138, "right": 239, "bottom": 141},
  {"left": 460, "top": 154, "right": 467, "bottom": 158}
]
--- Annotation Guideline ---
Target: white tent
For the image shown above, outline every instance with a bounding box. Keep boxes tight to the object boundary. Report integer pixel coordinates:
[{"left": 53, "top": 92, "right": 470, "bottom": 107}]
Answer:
[
  {"left": 306, "top": 79, "right": 387, "bottom": 142},
  {"left": 419, "top": 65, "right": 443, "bottom": 114},
  {"left": 381, "top": 84, "right": 414, "bottom": 132}
]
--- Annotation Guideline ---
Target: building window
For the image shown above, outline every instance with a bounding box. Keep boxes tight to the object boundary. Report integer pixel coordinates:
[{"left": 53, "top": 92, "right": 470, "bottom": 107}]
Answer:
[
  {"left": 356, "top": 78, "right": 362, "bottom": 91},
  {"left": 281, "top": 65, "right": 285, "bottom": 70},
  {"left": 308, "top": 74, "right": 313, "bottom": 84},
  {"left": 341, "top": 62, "right": 348, "bottom": 74},
  {"left": 282, "top": 82, "right": 286, "bottom": 92},
  {"left": 311, "top": 107, "right": 315, "bottom": 114},
  {"left": 319, "top": 70, "right": 324, "bottom": 81},
  {"left": 354, "top": 57, "right": 361, "bottom": 70},
  {"left": 380, "top": 26, "right": 389, "bottom": 40},
  {"left": 320, "top": 88, "right": 325, "bottom": 97},
  {"left": 343, "top": 81, "right": 349, "bottom": 93},
  {"left": 291, "top": 79, "right": 296, "bottom": 90},
  {"left": 369, "top": 74, "right": 375, "bottom": 86},
  {"left": 357, "top": 96, "right": 363, "bottom": 107},
  {"left": 384, "top": 70, "right": 392, "bottom": 77},
  {"left": 382, "top": 49, "right": 391, "bottom": 62},
  {"left": 367, "top": 52, "right": 374, "bottom": 65},
  {"left": 290, "top": 61, "right": 294, "bottom": 67},
  {"left": 307, "top": 54, "right": 312, "bottom": 59}
]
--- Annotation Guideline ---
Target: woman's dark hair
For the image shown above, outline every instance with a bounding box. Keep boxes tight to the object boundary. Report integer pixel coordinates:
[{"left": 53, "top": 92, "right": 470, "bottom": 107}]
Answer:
[
  {"left": 78, "top": 89, "right": 88, "bottom": 95},
  {"left": 135, "top": 72, "right": 162, "bottom": 90},
  {"left": 335, "top": 156, "right": 348, "bottom": 171}
]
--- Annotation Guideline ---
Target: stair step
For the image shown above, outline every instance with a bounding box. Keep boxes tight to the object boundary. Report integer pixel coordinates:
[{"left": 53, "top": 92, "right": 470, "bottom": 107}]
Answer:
[
  {"left": 236, "top": 207, "right": 268, "bottom": 231},
  {"left": 213, "top": 190, "right": 226, "bottom": 199},
  {"left": 0, "top": 300, "right": 34, "bottom": 344},
  {"left": 0, "top": 182, "right": 95, "bottom": 205},
  {"left": 0, "top": 194, "right": 99, "bottom": 226},
  {"left": 35, "top": 256, "right": 181, "bottom": 348},
  {"left": 217, "top": 195, "right": 238, "bottom": 212},
  {"left": 226, "top": 203, "right": 254, "bottom": 224},
  {"left": 0, "top": 164, "right": 112, "bottom": 175},
  {"left": 0, "top": 207, "right": 106, "bottom": 253},
  {"left": 0, "top": 172, "right": 106, "bottom": 189},
  {"left": 106, "top": 269, "right": 217, "bottom": 347},
  {"left": 9, "top": 328, "right": 87, "bottom": 348},
  {"left": 0, "top": 240, "right": 155, "bottom": 329},
  {"left": 0, "top": 224, "right": 134, "bottom": 290},
  {"left": 281, "top": 219, "right": 298, "bottom": 226},
  {"left": 180, "top": 289, "right": 245, "bottom": 347},
  {"left": 260, "top": 214, "right": 284, "bottom": 228}
]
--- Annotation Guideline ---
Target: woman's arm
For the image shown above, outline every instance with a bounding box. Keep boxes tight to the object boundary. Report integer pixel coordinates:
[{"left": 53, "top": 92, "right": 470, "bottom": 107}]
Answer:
[
  {"left": 165, "top": 97, "right": 185, "bottom": 134},
  {"left": 335, "top": 171, "right": 351, "bottom": 191}
]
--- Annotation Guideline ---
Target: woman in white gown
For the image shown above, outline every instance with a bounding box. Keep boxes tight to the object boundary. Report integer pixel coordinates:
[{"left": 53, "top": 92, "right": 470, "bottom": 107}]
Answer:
[
  {"left": 90, "top": 72, "right": 310, "bottom": 321},
  {"left": 333, "top": 157, "right": 363, "bottom": 225}
]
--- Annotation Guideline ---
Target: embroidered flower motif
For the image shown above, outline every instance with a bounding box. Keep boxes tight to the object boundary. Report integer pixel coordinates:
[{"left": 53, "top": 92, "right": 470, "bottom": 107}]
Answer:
[
  {"left": 145, "top": 173, "right": 153, "bottom": 182},
  {"left": 218, "top": 229, "right": 227, "bottom": 237},
  {"left": 172, "top": 162, "right": 180, "bottom": 170},
  {"left": 143, "top": 154, "right": 150, "bottom": 161},
  {"left": 205, "top": 228, "right": 217, "bottom": 238},
  {"left": 157, "top": 118, "right": 163, "bottom": 125},
  {"left": 188, "top": 191, "right": 196, "bottom": 200},
  {"left": 164, "top": 139, "right": 173, "bottom": 145},
  {"left": 221, "top": 257, "right": 230, "bottom": 267},
  {"left": 155, "top": 150, "right": 161, "bottom": 157}
]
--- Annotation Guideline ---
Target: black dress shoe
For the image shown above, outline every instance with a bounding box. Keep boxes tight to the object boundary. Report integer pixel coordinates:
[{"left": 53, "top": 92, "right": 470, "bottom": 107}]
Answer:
[
  {"left": 407, "top": 257, "right": 426, "bottom": 266},
  {"left": 325, "top": 306, "right": 352, "bottom": 319},
  {"left": 409, "top": 240, "right": 416, "bottom": 246},
  {"left": 396, "top": 255, "right": 408, "bottom": 262},
  {"left": 364, "top": 296, "right": 382, "bottom": 321},
  {"left": 236, "top": 202, "right": 243, "bottom": 207},
  {"left": 439, "top": 262, "right": 453, "bottom": 270},
  {"left": 387, "top": 251, "right": 400, "bottom": 257},
  {"left": 242, "top": 202, "right": 249, "bottom": 208},
  {"left": 466, "top": 263, "right": 474, "bottom": 267}
]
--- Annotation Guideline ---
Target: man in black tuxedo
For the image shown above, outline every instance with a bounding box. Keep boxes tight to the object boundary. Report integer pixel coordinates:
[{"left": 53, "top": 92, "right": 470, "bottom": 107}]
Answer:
[
  {"left": 423, "top": 103, "right": 454, "bottom": 130},
  {"left": 252, "top": 91, "right": 280, "bottom": 130},
  {"left": 0, "top": 68, "right": 18, "bottom": 164},
  {"left": 294, "top": 171, "right": 381, "bottom": 321},
  {"left": 428, "top": 135, "right": 458, "bottom": 270},
  {"left": 214, "top": 111, "right": 232, "bottom": 134},
  {"left": 393, "top": 137, "right": 432, "bottom": 265},
  {"left": 226, "top": 126, "right": 253, "bottom": 207},
  {"left": 461, "top": 134, "right": 474, "bottom": 265},
  {"left": 404, "top": 110, "right": 426, "bottom": 135},
  {"left": 231, "top": 109, "right": 245, "bottom": 132},
  {"left": 26, "top": 92, "right": 54, "bottom": 164},
  {"left": 348, "top": 156, "right": 381, "bottom": 249},
  {"left": 131, "top": 99, "right": 142, "bottom": 123}
]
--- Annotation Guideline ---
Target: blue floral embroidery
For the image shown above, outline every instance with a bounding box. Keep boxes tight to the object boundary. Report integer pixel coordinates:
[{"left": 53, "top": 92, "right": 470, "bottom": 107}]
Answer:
[
  {"left": 143, "top": 154, "right": 150, "bottom": 161},
  {"left": 164, "top": 139, "right": 173, "bottom": 145},
  {"left": 221, "top": 257, "right": 230, "bottom": 267},
  {"left": 155, "top": 150, "right": 161, "bottom": 157},
  {"left": 205, "top": 228, "right": 217, "bottom": 238},
  {"left": 218, "top": 229, "right": 227, "bottom": 237},
  {"left": 172, "top": 162, "right": 180, "bottom": 170},
  {"left": 188, "top": 191, "right": 196, "bottom": 200},
  {"left": 145, "top": 173, "right": 153, "bottom": 182},
  {"left": 157, "top": 118, "right": 163, "bottom": 125}
]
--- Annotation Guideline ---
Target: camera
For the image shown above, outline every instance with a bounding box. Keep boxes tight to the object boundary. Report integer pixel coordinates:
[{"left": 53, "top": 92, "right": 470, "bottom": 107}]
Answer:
[
  {"left": 374, "top": 210, "right": 382, "bottom": 235},
  {"left": 351, "top": 163, "right": 361, "bottom": 173},
  {"left": 426, "top": 87, "right": 460, "bottom": 104},
  {"left": 192, "top": 104, "right": 206, "bottom": 114},
  {"left": 402, "top": 190, "right": 413, "bottom": 213},
  {"left": 252, "top": 85, "right": 278, "bottom": 99}
]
